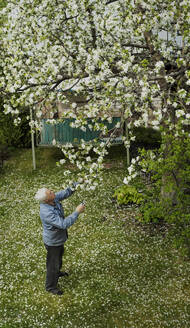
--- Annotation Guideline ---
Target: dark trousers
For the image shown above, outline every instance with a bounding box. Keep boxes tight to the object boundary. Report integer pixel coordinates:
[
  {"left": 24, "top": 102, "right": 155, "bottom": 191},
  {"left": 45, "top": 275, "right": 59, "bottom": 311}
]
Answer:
[{"left": 44, "top": 244, "right": 64, "bottom": 291}]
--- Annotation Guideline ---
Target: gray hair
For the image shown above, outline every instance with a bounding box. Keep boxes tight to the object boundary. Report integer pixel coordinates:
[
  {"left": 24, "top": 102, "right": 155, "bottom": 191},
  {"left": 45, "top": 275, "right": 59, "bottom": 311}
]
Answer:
[{"left": 34, "top": 188, "right": 48, "bottom": 203}]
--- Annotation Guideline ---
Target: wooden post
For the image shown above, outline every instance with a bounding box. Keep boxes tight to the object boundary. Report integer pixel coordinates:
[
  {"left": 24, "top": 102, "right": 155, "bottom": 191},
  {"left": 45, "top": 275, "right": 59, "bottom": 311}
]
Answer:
[
  {"left": 125, "top": 122, "right": 130, "bottom": 167},
  {"left": 121, "top": 107, "right": 130, "bottom": 167},
  {"left": 30, "top": 107, "right": 36, "bottom": 170}
]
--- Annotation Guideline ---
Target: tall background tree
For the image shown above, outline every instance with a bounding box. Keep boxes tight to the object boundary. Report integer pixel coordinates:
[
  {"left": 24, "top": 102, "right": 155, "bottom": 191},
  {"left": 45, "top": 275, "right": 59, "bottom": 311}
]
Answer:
[
  {"left": 1, "top": 0, "right": 189, "bottom": 168},
  {"left": 0, "top": 1, "right": 190, "bottom": 246},
  {"left": 0, "top": 0, "right": 31, "bottom": 149}
]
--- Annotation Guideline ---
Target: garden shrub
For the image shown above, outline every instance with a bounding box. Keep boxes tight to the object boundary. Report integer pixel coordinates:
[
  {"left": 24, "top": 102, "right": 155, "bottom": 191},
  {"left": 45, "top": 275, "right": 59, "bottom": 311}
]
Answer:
[
  {"left": 118, "top": 127, "right": 190, "bottom": 256},
  {"left": 113, "top": 184, "right": 144, "bottom": 206},
  {"left": 0, "top": 101, "right": 31, "bottom": 148},
  {"left": 129, "top": 126, "right": 162, "bottom": 158},
  {"left": 132, "top": 126, "right": 161, "bottom": 147},
  {"left": 141, "top": 131, "right": 190, "bottom": 255}
]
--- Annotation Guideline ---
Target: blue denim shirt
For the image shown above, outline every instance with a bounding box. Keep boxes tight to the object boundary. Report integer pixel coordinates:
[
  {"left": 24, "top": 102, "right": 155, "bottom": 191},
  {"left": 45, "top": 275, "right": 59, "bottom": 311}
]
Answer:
[{"left": 40, "top": 187, "right": 79, "bottom": 246}]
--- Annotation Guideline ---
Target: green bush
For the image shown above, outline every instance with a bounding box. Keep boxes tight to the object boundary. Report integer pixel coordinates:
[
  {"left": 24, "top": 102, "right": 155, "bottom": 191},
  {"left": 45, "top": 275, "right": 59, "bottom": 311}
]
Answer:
[
  {"left": 134, "top": 128, "right": 190, "bottom": 256},
  {"left": 0, "top": 99, "right": 31, "bottom": 148},
  {"left": 132, "top": 126, "right": 161, "bottom": 147},
  {"left": 113, "top": 184, "right": 144, "bottom": 206},
  {"left": 139, "top": 198, "right": 166, "bottom": 223}
]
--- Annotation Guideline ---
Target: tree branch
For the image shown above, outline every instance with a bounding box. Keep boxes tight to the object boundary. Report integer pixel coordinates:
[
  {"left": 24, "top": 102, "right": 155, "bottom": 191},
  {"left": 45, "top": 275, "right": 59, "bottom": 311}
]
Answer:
[
  {"left": 122, "top": 43, "right": 149, "bottom": 49},
  {"left": 106, "top": 0, "right": 119, "bottom": 4}
]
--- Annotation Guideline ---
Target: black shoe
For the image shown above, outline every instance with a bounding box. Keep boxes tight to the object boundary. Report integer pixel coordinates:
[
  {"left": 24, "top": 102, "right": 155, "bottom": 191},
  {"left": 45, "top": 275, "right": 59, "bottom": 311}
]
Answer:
[
  {"left": 58, "top": 271, "right": 69, "bottom": 277},
  {"left": 47, "top": 289, "right": 63, "bottom": 295}
]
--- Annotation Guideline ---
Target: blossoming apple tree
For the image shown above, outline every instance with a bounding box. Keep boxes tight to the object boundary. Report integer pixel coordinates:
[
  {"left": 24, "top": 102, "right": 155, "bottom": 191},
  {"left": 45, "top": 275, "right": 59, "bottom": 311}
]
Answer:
[{"left": 0, "top": 0, "right": 190, "bottom": 197}]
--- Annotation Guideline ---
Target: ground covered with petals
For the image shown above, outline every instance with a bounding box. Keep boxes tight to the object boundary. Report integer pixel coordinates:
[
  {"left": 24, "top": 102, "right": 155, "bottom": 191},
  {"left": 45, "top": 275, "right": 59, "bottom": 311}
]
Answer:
[{"left": 0, "top": 148, "right": 190, "bottom": 328}]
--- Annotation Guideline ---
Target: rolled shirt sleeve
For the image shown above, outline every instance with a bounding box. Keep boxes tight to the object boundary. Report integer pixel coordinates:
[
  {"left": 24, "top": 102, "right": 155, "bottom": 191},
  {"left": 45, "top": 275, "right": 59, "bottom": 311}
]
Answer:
[{"left": 55, "top": 188, "right": 74, "bottom": 201}]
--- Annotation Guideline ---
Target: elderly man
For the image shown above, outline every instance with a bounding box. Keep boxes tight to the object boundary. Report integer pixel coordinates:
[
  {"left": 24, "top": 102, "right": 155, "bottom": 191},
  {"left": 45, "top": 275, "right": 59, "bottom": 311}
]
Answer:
[{"left": 35, "top": 185, "right": 85, "bottom": 295}]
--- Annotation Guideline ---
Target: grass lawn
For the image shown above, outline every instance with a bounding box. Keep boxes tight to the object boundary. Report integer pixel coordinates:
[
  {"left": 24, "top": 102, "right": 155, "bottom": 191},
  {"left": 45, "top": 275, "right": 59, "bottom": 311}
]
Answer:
[{"left": 0, "top": 147, "right": 190, "bottom": 328}]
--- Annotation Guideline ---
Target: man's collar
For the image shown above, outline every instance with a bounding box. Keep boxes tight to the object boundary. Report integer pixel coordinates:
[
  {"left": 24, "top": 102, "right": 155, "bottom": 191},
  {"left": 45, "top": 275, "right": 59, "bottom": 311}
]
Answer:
[{"left": 45, "top": 200, "right": 56, "bottom": 206}]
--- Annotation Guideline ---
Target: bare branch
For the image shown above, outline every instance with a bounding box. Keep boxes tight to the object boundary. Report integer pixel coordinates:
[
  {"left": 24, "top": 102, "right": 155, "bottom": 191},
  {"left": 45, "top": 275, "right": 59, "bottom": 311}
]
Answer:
[
  {"left": 106, "top": 0, "right": 119, "bottom": 4},
  {"left": 50, "top": 78, "right": 81, "bottom": 92},
  {"left": 122, "top": 43, "right": 149, "bottom": 49}
]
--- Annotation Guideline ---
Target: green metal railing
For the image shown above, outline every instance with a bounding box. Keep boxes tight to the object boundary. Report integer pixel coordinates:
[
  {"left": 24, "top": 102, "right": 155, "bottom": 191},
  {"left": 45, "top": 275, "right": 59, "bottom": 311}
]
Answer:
[{"left": 38, "top": 118, "right": 122, "bottom": 146}]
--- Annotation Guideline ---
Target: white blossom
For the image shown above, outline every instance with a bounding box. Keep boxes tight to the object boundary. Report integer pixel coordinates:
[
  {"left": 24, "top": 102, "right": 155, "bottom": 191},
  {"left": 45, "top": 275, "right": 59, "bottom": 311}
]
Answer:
[
  {"left": 176, "top": 110, "right": 185, "bottom": 118},
  {"left": 178, "top": 89, "right": 187, "bottom": 99}
]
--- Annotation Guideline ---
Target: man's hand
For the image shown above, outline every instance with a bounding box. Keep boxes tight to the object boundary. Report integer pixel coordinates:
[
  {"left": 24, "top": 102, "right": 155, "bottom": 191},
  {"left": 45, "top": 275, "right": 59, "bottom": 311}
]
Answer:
[{"left": 76, "top": 203, "right": 85, "bottom": 214}]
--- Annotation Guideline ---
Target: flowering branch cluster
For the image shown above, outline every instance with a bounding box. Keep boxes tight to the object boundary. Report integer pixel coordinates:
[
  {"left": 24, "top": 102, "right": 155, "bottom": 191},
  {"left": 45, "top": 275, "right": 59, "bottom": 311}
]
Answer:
[
  {"left": 55, "top": 139, "right": 108, "bottom": 191},
  {"left": 1, "top": 0, "right": 190, "bottom": 188}
]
